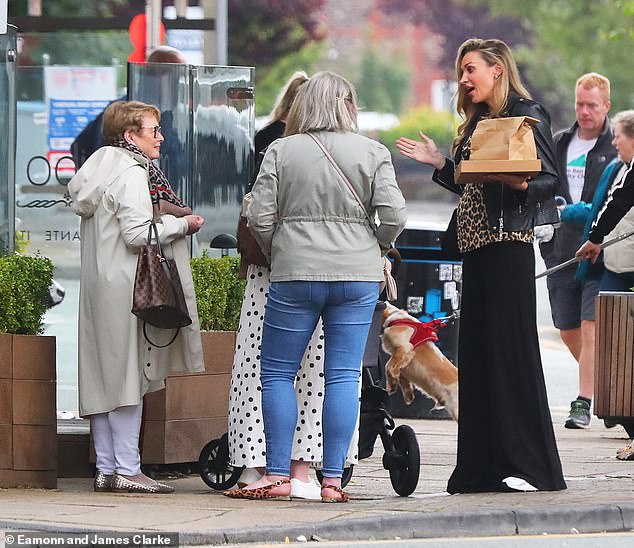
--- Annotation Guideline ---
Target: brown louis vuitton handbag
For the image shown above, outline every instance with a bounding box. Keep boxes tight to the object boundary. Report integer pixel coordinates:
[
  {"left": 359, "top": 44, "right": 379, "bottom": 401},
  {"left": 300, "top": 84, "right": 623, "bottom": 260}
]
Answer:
[{"left": 132, "top": 222, "right": 192, "bottom": 347}]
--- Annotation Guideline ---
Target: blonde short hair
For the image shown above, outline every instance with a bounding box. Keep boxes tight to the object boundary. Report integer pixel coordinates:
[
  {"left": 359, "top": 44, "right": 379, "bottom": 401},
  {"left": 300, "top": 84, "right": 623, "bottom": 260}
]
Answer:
[
  {"left": 102, "top": 101, "right": 161, "bottom": 143},
  {"left": 576, "top": 72, "right": 611, "bottom": 103},
  {"left": 284, "top": 71, "right": 358, "bottom": 135}
]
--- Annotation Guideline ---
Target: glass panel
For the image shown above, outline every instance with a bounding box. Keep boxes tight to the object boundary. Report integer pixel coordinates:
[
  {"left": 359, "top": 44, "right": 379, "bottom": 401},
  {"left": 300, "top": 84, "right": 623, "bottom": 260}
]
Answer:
[
  {"left": 128, "top": 63, "right": 255, "bottom": 257},
  {"left": 0, "top": 27, "right": 16, "bottom": 254},
  {"left": 126, "top": 62, "right": 190, "bottom": 204},
  {"left": 15, "top": 64, "right": 125, "bottom": 415},
  {"left": 191, "top": 65, "right": 254, "bottom": 257}
]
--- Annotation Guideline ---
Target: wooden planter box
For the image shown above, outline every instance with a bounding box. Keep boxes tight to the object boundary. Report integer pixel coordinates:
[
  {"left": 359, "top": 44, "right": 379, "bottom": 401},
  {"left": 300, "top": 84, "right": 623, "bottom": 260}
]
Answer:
[
  {"left": 141, "top": 330, "right": 235, "bottom": 464},
  {"left": 595, "top": 292, "right": 634, "bottom": 419},
  {"left": 0, "top": 333, "right": 57, "bottom": 488}
]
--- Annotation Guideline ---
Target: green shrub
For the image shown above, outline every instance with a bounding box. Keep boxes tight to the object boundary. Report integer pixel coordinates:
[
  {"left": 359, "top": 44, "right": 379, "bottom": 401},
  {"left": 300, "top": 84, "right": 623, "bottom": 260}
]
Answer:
[
  {"left": 379, "top": 106, "right": 457, "bottom": 156},
  {"left": 190, "top": 255, "right": 245, "bottom": 331},
  {"left": 0, "top": 254, "right": 54, "bottom": 335}
]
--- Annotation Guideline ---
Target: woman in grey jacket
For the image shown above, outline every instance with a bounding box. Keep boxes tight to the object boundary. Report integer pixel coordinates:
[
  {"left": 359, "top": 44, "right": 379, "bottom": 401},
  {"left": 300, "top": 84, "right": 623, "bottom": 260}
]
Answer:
[{"left": 226, "top": 71, "right": 407, "bottom": 502}]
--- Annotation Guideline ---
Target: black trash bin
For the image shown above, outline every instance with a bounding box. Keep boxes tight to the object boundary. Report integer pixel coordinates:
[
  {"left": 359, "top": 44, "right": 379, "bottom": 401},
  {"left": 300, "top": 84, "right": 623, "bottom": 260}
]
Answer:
[{"left": 382, "top": 223, "right": 462, "bottom": 419}]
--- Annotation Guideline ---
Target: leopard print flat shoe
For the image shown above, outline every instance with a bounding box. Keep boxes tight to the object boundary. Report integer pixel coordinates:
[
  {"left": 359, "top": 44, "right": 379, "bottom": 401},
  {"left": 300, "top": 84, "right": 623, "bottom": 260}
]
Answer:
[
  {"left": 321, "top": 485, "right": 350, "bottom": 503},
  {"left": 223, "top": 479, "right": 291, "bottom": 500}
]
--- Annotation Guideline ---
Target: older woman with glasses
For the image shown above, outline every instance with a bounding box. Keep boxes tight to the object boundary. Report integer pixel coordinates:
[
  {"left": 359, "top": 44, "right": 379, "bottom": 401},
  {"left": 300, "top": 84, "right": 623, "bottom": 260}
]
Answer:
[{"left": 68, "top": 100, "right": 205, "bottom": 494}]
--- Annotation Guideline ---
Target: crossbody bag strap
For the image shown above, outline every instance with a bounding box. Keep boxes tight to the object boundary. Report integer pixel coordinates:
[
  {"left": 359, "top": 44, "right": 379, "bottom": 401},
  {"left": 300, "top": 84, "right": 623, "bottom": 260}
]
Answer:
[
  {"left": 307, "top": 132, "right": 376, "bottom": 230},
  {"left": 308, "top": 133, "right": 398, "bottom": 300}
]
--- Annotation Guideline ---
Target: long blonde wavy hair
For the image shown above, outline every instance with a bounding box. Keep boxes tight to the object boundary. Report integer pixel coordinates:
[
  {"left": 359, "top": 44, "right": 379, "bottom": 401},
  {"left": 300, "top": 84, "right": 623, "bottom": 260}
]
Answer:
[{"left": 453, "top": 38, "right": 531, "bottom": 153}]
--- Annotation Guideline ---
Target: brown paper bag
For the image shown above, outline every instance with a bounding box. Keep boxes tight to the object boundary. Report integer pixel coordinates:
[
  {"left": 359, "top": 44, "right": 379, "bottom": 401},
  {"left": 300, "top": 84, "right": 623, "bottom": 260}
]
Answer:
[
  {"left": 470, "top": 116, "right": 540, "bottom": 160},
  {"left": 456, "top": 116, "right": 542, "bottom": 183}
]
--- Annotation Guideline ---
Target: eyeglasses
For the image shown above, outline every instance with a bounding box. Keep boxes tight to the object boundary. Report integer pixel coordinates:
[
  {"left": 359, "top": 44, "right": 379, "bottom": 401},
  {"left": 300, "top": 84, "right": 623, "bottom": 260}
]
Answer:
[{"left": 140, "top": 125, "right": 162, "bottom": 138}]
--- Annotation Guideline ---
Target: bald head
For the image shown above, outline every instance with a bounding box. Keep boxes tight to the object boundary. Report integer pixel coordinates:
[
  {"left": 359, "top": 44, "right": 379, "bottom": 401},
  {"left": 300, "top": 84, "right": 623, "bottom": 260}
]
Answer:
[{"left": 147, "top": 46, "right": 186, "bottom": 64}]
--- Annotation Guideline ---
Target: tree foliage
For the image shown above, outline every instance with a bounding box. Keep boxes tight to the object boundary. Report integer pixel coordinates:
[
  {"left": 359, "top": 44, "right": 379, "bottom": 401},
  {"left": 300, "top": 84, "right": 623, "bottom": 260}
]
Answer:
[
  {"left": 356, "top": 47, "right": 410, "bottom": 114},
  {"left": 254, "top": 43, "right": 324, "bottom": 116},
  {"left": 377, "top": 0, "right": 527, "bottom": 78},
  {"left": 227, "top": 0, "right": 325, "bottom": 68},
  {"left": 378, "top": 0, "right": 634, "bottom": 128},
  {"left": 473, "top": 0, "right": 634, "bottom": 129},
  {"left": 379, "top": 106, "right": 457, "bottom": 156}
]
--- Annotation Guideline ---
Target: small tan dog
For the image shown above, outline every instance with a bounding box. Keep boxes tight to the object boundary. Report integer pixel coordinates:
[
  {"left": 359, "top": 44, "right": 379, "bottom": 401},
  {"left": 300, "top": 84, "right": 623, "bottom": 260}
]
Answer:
[{"left": 381, "top": 302, "right": 459, "bottom": 421}]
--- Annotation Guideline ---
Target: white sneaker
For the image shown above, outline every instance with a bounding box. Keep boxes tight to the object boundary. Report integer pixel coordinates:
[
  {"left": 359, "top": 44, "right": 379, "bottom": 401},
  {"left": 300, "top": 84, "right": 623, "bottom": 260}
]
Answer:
[
  {"left": 502, "top": 476, "right": 538, "bottom": 492},
  {"left": 236, "top": 467, "right": 263, "bottom": 488},
  {"left": 290, "top": 478, "right": 321, "bottom": 500}
]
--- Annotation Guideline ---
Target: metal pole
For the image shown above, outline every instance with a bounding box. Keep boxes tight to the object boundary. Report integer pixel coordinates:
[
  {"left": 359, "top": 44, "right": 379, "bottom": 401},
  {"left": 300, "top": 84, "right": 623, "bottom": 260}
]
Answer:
[
  {"left": 145, "top": 0, "right": 162, "bottom": 60},
  {"left": 535, "top": 229, "right": 634, "bottom": 279},
  {"left": 201, "top": 0, "right": 226, "bottom": 64},
  {"left": 216, "top": 0, "right": 228, "bottom": 65},
  {"left": 175, "top": 0, "right": 188, "bottom": 18}
]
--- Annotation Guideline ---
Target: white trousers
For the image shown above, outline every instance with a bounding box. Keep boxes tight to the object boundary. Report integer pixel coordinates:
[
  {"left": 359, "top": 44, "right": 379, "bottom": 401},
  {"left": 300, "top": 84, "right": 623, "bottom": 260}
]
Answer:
[{"left": 91, "top": 404, "right": 143, "bottom": 475}]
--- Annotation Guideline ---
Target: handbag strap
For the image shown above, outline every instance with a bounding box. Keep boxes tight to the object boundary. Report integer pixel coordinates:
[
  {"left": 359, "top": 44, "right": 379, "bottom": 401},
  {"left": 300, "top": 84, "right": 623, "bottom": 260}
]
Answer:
[
  {"left": 308, "top": 133, "right": 398, "bottom": 300},
  {"left": 143, "top": 323, "right": 180, "bottom": 348},
  {"left": 307, "top": 132, "right": 376, "bottom": 230},
  {"left": 147, "top": 221, "right": 163, "bottom": 257}
]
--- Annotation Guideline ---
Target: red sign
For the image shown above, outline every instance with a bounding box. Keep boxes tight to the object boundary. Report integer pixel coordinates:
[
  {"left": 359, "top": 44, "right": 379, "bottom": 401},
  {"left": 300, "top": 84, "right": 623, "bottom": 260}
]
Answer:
[{"left": 128, "top": 13, "right": 166, "bottom": 62}]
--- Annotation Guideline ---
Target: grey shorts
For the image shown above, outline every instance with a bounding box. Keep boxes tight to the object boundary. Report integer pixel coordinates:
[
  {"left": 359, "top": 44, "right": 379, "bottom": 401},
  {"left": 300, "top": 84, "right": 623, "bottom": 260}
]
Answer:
[{"left": 546, "top": 267, "right": 599, "bottom": 330}]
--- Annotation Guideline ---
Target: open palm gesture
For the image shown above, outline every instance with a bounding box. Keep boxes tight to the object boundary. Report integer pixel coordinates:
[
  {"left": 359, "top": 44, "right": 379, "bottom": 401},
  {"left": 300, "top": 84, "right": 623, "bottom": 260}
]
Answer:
[{"left": 395, "top": 131, "right": 446, "bottom": 170}]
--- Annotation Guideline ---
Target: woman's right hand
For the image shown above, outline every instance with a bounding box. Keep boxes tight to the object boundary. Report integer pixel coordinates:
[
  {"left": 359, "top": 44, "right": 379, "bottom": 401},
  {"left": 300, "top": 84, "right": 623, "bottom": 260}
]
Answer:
[
  {"left": 185, "top": 215, "right": 205, "bottom": 235},
  {"left": 576, "top": 240, "right": 601, "bottom": 263},
  {"left": 395, "top": 131, "right": 446, "bottom": 170}
]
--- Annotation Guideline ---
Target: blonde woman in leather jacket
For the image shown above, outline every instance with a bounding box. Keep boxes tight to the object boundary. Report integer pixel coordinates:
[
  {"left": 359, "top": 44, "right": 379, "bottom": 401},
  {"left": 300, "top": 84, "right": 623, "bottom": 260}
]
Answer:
[{"left": 396, "top": 38, "right": 566, "bottom": 494}]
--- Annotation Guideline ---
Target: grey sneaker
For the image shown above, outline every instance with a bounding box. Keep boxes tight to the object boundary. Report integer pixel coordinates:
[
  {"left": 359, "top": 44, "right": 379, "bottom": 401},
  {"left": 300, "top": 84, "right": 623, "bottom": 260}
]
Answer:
[{"left": 564, "top": 399, "right": 591, "bottom": 429}]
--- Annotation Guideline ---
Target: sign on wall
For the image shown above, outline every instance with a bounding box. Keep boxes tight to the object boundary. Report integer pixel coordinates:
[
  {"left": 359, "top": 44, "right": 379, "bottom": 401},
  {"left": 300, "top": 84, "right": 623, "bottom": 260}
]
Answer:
[{"left": 44, "top": 66, "right": 117, "bottom": 175}]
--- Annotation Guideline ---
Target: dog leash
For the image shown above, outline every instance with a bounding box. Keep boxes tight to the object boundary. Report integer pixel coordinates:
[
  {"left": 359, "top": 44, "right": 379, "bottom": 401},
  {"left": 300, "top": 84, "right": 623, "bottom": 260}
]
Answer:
[{"left": 535, "top": 228, "right": 634, "bottom": 279}]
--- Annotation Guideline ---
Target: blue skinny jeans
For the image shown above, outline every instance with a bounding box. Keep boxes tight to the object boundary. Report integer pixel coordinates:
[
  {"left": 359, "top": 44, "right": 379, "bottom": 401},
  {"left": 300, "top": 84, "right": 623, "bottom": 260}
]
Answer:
[{"left": 260, "top": 280, "right": 379, "bottom": 478}]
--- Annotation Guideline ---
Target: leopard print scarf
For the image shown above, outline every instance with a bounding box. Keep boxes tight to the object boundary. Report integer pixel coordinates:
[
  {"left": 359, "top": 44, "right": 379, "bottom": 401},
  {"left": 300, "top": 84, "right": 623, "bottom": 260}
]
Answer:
[{"left": 112, "top": 138, "right": 186, "bottom": 209}]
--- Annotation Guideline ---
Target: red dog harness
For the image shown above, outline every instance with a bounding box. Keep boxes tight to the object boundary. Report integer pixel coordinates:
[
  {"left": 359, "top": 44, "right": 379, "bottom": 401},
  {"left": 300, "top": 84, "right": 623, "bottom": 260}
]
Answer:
[{"left": 389, "top": 318, "right": 446, "bottom": 348}]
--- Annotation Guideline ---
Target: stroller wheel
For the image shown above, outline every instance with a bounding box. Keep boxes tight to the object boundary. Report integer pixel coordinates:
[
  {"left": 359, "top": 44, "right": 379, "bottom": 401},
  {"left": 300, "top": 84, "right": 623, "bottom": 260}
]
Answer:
[
  {"left": 315, "top": 465, "right": 354, "bottom": 488},
  {"left": 387, "top": 425, "right": 420, "bottom": 496},
  {"left": 198, "top": 433, "right": 243, "bottom": 490}
]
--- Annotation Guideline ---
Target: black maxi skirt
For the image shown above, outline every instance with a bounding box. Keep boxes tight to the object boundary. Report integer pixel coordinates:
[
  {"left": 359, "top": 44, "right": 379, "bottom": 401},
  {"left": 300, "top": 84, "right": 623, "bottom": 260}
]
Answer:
[{"left": 447, "top": 241, "right": 567, "bottom": 493}]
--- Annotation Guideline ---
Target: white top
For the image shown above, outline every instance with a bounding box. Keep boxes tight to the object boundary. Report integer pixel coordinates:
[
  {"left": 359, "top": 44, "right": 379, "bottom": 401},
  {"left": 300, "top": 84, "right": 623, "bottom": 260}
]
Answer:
[{"left": 566, "top": 131, "right": 598, "bottom": 203}]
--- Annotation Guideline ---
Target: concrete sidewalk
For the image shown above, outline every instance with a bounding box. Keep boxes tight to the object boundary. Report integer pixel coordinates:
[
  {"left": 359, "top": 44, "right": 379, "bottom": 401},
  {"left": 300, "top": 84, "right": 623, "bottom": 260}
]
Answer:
[{"left": 1, "top": 416, "right": 634, "bottom": 546}]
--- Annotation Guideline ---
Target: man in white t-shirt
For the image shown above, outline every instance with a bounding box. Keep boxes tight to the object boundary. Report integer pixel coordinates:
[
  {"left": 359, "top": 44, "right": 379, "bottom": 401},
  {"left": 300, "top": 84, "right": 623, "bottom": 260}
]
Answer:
[{"left": 540, "top": 73, "right": 616, "bottom": 429}]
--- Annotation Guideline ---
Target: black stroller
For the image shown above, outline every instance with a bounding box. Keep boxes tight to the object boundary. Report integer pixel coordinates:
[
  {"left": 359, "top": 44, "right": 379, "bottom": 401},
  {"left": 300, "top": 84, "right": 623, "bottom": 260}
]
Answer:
[{"left": 198, "top": 298, "right": 421, "bottom": 497}]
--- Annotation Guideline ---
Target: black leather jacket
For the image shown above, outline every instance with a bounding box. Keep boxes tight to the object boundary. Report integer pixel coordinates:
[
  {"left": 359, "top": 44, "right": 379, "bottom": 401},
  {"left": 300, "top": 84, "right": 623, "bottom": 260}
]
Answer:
[
  {"left": 539, "top": 118, "right": 616, "bottom": 266},
  {"left": 432, "top": 96, "right": 559, "bottom": 233}
]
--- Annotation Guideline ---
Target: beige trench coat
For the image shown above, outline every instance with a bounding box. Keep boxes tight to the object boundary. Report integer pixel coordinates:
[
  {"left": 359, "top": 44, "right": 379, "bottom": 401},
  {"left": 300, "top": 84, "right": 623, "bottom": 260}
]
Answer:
[{"left": 68, "top": 147, "right": 204, "bottom": 417}]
